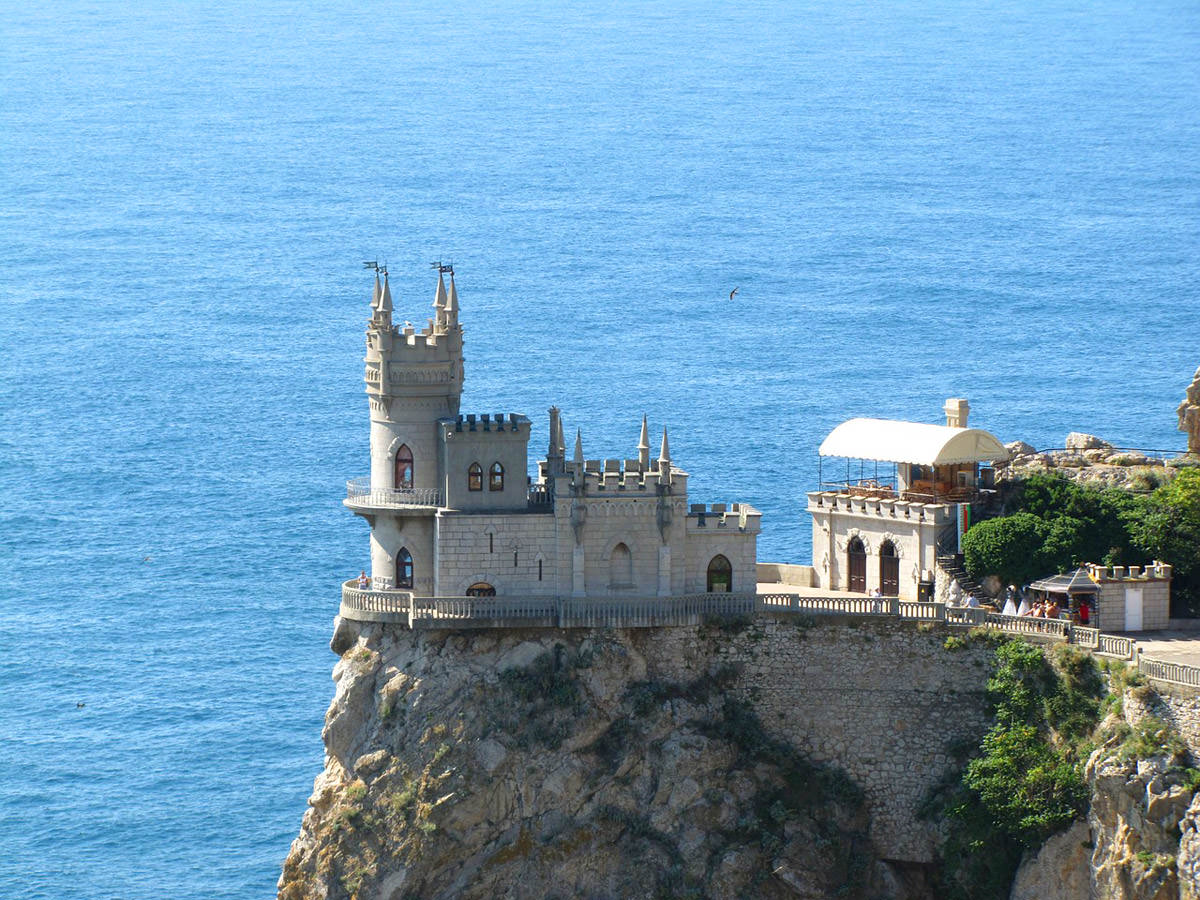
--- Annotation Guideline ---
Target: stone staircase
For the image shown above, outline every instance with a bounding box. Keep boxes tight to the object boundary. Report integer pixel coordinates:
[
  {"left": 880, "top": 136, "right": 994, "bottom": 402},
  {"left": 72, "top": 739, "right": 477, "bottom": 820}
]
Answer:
[{"left": 936, "top": 552, "right": 982, "bottom": 598}]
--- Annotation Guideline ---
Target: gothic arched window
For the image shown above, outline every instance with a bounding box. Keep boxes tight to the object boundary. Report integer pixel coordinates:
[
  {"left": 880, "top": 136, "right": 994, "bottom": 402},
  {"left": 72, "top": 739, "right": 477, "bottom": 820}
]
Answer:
[
  {"left": 468, "top": 463, "right": 483, "bottom": 492},
  {"left": 489, "top": 462, "right": 504, "bottom": 492},
  {"left": 707, "top": 554, "right": 732, "bottom": 592},
  {"left": 394, "top": 444, "right": 413, "bottom": 490},
  {"left": 395, "top": 548, "right": 413, "bottom": 589}
]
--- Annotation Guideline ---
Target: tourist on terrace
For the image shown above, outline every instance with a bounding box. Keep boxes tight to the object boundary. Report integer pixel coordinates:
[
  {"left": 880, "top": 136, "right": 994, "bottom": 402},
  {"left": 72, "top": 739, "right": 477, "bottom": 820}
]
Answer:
[
  {"left": 1046, "top": 598, "right": 1061, "bottom": 620},
  {"left": 357, "top": 570, "right": 369, "bottom": 590},
  {"left": 1078, "top": 600, "right": 1091, "bottom": 626},
  {"left": 1001, "top": 591, "right": 1018, "bottom": 617}
]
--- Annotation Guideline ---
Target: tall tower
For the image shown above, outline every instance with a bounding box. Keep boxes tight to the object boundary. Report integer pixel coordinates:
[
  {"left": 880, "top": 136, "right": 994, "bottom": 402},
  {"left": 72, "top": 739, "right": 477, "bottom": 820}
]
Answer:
[
  {"left": 364, "top": 265, "right": 464, "bottom": 494},
  {"left": 352, "top": 265, "right": 465, "bottom": 591}
]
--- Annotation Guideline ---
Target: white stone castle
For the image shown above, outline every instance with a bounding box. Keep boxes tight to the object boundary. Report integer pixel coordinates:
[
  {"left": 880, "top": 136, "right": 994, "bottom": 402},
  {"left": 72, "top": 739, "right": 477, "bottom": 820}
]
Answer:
[{"left": 341, "top": 267, "right": 760, "bottom": 618}]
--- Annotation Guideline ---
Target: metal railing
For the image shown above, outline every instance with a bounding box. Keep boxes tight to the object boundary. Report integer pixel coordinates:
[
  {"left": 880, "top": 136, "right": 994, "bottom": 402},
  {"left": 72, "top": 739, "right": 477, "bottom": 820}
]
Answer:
[{"left": 345, "top": 478, "right": 443, "bottom": 508}]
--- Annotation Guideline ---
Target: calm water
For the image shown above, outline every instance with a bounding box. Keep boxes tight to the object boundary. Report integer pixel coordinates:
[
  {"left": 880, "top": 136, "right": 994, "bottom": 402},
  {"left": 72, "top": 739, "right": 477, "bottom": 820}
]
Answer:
[{"left": 2, "top": 2, "right": 1197, "bottom": 897}]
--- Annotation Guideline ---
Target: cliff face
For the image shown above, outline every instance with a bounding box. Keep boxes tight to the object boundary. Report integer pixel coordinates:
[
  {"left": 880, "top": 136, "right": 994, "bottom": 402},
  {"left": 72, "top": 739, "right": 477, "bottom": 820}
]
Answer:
[
  {"left": 280, "top": 618, "right": 994, "bottom": 900},
  {"left": 1010, "top": 710, "right": 1200, "bottom": 900}
]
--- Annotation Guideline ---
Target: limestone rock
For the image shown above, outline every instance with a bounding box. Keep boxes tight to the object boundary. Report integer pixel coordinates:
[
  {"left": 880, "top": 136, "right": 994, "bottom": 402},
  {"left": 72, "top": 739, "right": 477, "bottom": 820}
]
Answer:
[
  {"left": 1180, "top": 792, "right": 1200, "bottom": 899},
  {"left": 1086, "top": 749, "right": 1192, "bottom": 900},
  {"left": 280, "top": 620, "right": 996, "bottom": 900},
  {"left": 1006, "top": 440, "right": 1037, "bottom": 458},
  {"left": 1008, "top": 820, "right": 1091, "bottom": 900},
  {"left": 1065, "top": 432, "right": 1114, "bottom": 451}
]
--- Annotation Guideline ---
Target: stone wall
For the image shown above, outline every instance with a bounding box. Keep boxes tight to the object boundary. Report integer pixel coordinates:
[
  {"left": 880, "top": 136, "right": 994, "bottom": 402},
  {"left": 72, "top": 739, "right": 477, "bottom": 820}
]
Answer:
[{"left": 630, "top": 618, "right": 993, "bottom": 862}]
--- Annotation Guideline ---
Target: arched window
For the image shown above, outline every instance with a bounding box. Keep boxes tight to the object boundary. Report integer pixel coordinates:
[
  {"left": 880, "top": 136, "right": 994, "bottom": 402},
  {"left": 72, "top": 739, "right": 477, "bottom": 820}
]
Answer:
[
  {"left": 707, "top": 554, "right": 732, "bottom": 592},
  {"left": 610, "top": 542, "right": 633, "bottom": 588},
  {"left": 468, "top": 463, "right": 483, "bottom": 492},
  {"left": 466, "top": 582, "right": 496, "bottom": 597},
  {"left": 394, "top": 444, "right": 413, "bottom": 490},
  {"left": 847, "top": 536, "right": 866, "bottom": 593},
  {"left": 489, "top": 462, "right": 504, "bottom": 491},
  {"left": 395, "top": 548, "right": 413, "bottom": 589},
  {"left": 879, "top": 540, "right": 899, "bottom": 596}
]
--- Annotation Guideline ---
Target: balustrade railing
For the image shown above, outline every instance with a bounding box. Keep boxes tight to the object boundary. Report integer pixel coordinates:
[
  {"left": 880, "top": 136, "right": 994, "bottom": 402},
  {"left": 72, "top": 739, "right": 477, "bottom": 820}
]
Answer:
[
  {"left": 1138, "top": 656, "right": 1200, "bottom": 688},
  {"left": 345, "top": 478, "right": 443, "bottom": 508},
  {"left": 335, "top": 580, "right": 1200, "bottom": 690},
  {"left": 984, "top": 612, "right": 1069, "bottom": 639},
  {"left": 1097, "top": 633, "right": 1135, "bottom": 660}
]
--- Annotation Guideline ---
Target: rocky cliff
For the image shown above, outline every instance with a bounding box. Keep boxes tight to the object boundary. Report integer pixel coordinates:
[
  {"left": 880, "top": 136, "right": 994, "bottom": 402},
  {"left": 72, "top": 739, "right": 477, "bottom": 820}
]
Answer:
[
  {"left": 279, "top": 618, "right": 995, "bottom": 900},
  {"left": 280, "top": 618, "right": 1200, "bottom": 899},
  {"left": 1010, "top": 701, "right": 1200, "bottom": 900}
]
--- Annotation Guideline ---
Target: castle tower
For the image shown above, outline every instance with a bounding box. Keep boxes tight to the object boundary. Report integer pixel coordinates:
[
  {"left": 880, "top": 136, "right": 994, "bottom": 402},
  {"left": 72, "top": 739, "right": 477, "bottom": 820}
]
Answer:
[
  {"left": 354, "top": 266, "right": 465, "bottom": 590},
  {"left": 364, "top": 267, "right": 464, "bottom": 495}
]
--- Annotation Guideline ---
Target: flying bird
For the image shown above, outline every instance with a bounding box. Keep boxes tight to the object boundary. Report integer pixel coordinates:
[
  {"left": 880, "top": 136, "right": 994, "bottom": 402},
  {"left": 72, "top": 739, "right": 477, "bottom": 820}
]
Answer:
[{"left": 729, "top": 287, "right": 739, "bottom": 300}]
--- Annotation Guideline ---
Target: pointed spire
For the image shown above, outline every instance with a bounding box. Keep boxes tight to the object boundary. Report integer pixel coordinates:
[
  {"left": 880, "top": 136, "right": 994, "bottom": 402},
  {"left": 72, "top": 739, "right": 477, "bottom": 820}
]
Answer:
[
  {"left": 555, "top": 412, "right": 566, "bottom": 458},
  {"left": 371, "top": 274, "right": 382, "bottom": 310},
  {"left": 445, "top": 271, "right": 460, "bottom": 324},
  {"left": 638, "top": 415, "right": 650, "bottom": 468},
  {"left": 433, "top": 271, "right": 448, "bottom": 329},
  {"left": 434, "top": 271, "right": 448, "bottom": 309},
  {"left": 547, "top": 407, "right": 562, "bottom": 464},
  {"left": 574, "top": 428, "right": 584, "bottom": 465},
  {"left": 658, "top": 428, "right": 671, "bottom": 484},
  {"left": 379, "top": 273, "right": 393, "bottom": 315}
]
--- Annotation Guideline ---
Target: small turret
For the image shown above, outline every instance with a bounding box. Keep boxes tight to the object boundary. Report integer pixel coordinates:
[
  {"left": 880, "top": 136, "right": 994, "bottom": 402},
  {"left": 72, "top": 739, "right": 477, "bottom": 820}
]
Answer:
[
  {"left": 445, "top": 271, "right": 460, "bottom": 329},
  {"left": 637, "top": 415, "right": 650, "bottom": 468},
  {"left": 433, "top": 270, "right": 448, "bottom": 330},
  {"left": 370, "top": 273, "right": 394, "bottom": 331},
  {"left": 547, "top": 407, "right": 564, "bottom": 475},
  {"left": 658, "top": 428, "right": 671, "bottom": 484},
  {"left": 573, "top": 428, "right": 585, "bottom": 480}
]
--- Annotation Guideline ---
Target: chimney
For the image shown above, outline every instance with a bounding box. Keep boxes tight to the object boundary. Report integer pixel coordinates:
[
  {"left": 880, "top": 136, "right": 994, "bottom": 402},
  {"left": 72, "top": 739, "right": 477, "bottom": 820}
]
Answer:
[{"left": 944, "top": 398, "right": 969, "bottom": 428}]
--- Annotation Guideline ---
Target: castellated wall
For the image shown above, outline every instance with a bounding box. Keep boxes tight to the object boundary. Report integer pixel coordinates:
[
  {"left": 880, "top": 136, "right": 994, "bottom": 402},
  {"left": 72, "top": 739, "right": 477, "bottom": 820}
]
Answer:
[{"left": 633, "top": 618, "right": 993, "bottom": 862}]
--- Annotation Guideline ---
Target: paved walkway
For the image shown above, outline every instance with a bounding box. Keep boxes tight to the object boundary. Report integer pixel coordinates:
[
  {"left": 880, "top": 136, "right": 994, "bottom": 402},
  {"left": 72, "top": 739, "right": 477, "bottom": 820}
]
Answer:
[{"left": 1127, "top": 632, "right": 1200, "bottom": 668}]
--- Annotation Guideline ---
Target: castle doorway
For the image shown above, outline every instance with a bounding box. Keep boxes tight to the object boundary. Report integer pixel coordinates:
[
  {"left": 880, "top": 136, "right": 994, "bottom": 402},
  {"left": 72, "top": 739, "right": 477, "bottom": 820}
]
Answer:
[
  {"left": 466, "top": 583, "right": 496, "bottom": 597},
  {"left": 847, "top": 537, "right": 866, "bottom": 593},
  {"left": 395, "top": 445, "right": 413, "bottom": 490},
  {"left": 879, "top": 540, "right": 899, "bottom": 596},
  {"left": 706, "top": 555, "right": 732, "bottom": 593}
]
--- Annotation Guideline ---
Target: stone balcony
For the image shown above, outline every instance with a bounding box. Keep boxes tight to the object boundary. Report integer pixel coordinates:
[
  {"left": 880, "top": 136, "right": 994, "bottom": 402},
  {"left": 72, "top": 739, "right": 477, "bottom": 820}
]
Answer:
[{"left": 344, "top": 477, "right": 443, "bottom": 513}]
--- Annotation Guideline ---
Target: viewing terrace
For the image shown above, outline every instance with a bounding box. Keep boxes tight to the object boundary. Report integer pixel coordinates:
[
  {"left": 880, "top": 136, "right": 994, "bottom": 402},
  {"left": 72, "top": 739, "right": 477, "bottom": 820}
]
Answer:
[
  {"left": 344, "top": 478, "right": 442, "bottom": 512},
  {"left": 338, "top": 579, "right": 1200, "bottom": 691}
]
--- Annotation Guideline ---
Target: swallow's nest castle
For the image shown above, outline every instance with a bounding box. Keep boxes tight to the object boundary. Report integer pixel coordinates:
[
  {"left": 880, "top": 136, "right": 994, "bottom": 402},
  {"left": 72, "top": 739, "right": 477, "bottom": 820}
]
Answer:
[{"left": 343, "top": 268, "right": 760, "bottom": 611}]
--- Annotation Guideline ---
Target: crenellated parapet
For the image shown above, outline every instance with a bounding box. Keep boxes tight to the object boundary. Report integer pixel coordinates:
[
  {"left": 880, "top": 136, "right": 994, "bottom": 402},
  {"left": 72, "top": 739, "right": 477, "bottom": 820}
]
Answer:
[
  {"left": 1088, "top": 561, "right": 1174, "bottom": 582},
  {"left": 686, "top": 502, "right": 762, "bottom": 534},
  {"left": 806, "top": 490, "right": 955, "bottom": 526}
]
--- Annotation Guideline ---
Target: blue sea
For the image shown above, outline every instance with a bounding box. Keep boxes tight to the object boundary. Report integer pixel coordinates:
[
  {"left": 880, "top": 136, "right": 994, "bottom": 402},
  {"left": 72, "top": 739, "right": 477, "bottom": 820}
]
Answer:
[{"left": 1, "top": 1, "right": 1197, "bottom": 897}]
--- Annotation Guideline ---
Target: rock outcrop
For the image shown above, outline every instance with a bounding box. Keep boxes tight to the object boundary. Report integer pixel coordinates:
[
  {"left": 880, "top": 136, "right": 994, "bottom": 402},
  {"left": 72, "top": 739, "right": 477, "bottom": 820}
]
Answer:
[{"left": 280, "top": 619, "right": 995, "bottom": 900}]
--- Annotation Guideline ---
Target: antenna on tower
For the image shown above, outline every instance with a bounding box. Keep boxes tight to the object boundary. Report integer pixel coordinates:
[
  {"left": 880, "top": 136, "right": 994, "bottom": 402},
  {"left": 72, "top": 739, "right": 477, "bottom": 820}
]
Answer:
[{"left": 430, "top": 260, "right": 454, "bottom": 276}]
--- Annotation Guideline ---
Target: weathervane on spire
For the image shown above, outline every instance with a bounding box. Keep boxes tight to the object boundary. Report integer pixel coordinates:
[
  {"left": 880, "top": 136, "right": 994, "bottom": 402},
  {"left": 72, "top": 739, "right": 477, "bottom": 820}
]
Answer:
[
  {"left": 430, "top": 260, "right": 454, "bottom": 276},
  {"left": 363, "top": 260, "right": 387, "bottom": 277}
]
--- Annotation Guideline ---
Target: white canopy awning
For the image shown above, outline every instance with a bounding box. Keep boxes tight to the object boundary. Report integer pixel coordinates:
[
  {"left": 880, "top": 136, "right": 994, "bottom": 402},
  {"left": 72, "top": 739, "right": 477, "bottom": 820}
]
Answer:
[{"left": 818, "top": 418, "right": 1010, "bottom": 466}]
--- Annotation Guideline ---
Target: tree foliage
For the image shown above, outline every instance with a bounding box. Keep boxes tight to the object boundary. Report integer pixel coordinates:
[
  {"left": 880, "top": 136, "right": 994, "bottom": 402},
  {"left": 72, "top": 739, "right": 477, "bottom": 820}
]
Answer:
[
  {"left": 962, "top": 513, "right": 1048, "bottom": 587},
  {"left": 963, "top": 474, "right": 1148, "bottom": 585},
  {"left": 1128, "top": 468, "right": 1200, "bottom": 615},
  {"left": 929, "top": 641, "right": 1102, "bottom": 900}
]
